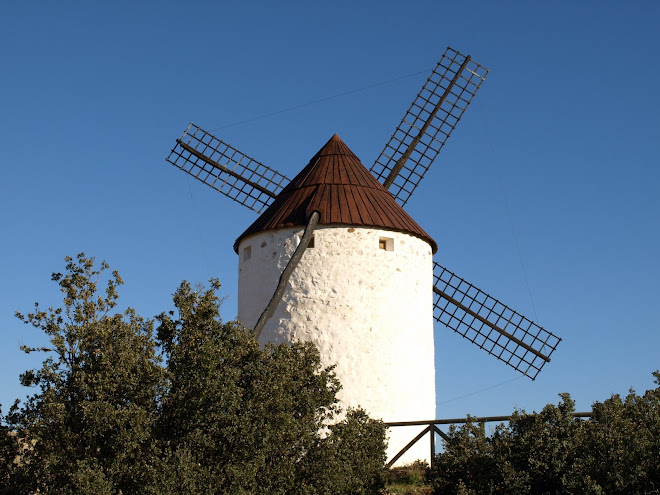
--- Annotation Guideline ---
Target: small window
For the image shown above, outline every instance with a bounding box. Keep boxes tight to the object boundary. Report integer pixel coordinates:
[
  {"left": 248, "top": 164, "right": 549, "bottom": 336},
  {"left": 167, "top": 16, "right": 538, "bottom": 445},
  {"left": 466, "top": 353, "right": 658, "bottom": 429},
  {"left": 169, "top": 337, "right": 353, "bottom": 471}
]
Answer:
[
  {"left": 379, "top": 236, "right": 394, "bottom": 251},
  {"left": 243, "top": 245, "right": 252, "bottom": 261}
]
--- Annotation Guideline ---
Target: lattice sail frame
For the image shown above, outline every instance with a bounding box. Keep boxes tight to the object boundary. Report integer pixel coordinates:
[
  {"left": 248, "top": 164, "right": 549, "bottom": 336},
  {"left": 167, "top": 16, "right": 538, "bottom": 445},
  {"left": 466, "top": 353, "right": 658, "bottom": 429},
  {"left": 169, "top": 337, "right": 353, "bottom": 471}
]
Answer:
[
  {"left": 164, "top": 50, "right": 561, "bottom": 379},
  {"left": 371, "top": 47, "right": 489, "bottom": 206},
  {"left": 433, "top": 262, "right": 561, "bottom": 379},
  {"left": 166, "top": 123, "right": 290, "bottom": 214}
]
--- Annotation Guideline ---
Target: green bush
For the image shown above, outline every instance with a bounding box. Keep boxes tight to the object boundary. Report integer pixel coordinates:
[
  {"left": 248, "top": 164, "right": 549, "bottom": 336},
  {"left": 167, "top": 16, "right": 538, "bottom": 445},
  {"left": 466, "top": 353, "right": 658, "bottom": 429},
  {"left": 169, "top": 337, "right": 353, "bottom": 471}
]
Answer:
[
  {"left": 428, "top": 380, "right": 660, "bottom": 494},
  {"left": 2, "top": 254, "right": 387, "bottom": 494}
]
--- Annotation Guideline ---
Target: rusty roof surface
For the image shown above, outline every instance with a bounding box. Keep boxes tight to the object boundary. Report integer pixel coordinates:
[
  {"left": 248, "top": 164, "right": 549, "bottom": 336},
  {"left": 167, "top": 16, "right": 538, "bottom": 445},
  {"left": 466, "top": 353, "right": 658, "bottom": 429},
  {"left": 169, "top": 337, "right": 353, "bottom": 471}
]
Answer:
[{"left": 234, "top": 134, "right": 437, "bottom": 253}]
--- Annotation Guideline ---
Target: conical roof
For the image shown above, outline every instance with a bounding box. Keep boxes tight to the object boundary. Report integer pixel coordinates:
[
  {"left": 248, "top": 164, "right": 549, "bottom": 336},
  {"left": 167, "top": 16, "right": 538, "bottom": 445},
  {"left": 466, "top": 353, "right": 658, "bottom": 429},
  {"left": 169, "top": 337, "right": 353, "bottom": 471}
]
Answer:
[{"left": 234, "top": 134, "right": 437, "bottom": 253}]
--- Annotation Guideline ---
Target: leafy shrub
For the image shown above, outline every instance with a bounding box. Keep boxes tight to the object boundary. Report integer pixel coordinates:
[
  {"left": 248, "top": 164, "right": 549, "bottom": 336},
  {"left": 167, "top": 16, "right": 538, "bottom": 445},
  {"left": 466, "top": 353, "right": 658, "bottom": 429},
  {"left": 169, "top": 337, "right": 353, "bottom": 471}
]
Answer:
[{"left": 2, "top": 254, "right": 387, "bottom": 494}]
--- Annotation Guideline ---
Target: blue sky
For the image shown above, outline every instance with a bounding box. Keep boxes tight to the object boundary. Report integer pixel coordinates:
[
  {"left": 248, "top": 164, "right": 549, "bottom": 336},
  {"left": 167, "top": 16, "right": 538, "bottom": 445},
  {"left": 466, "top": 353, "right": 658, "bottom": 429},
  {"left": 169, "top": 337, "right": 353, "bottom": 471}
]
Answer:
[{"left": 1, "top": 1, "right": 659, "bottom": 423}]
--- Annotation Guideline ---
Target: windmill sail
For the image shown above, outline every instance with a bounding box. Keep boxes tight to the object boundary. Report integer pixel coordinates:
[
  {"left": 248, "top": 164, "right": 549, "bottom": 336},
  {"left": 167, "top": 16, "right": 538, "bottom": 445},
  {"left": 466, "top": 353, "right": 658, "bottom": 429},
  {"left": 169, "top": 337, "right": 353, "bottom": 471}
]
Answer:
[
  {"left": 166, "top": 123, "right": 290, "bottom": 214},
  {"left": 433, "top": 262, "right": 561, "bottom": 380},
  {"left": 371, "top": 47, "right": 489, "bottom": 206}
]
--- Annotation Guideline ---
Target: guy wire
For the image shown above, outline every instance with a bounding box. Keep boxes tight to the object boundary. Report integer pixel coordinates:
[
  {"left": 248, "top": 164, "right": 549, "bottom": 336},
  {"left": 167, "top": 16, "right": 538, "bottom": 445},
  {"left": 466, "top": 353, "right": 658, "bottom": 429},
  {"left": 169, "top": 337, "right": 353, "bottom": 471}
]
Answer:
[
  {"left": 437, "top": 376, "right": 522, "bottom": 406},
  {"left": 476, "top": 98, "right": 540, "bottom": 323},
  {"left": 209, "top": 68, "right": 431, "bottom": 131}
]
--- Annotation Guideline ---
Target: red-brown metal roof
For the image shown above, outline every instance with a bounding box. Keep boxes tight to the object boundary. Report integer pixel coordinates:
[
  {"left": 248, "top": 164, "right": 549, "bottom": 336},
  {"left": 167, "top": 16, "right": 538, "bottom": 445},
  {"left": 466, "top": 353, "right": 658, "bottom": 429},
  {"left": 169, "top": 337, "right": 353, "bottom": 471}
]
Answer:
[{"left": 234, "top": 134, "right": 437, "bottom": 253}]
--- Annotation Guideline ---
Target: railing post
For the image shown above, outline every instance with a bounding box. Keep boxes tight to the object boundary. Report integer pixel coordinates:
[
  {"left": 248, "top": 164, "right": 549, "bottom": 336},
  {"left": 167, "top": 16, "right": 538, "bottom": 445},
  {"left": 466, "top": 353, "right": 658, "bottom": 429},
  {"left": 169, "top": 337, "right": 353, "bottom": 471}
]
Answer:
[
  {"left": 385, "top": 412, "right": 592, "bottom": 469},
  {"left": 385, "top": 425, "right": 431, "bottom": 468},
  {"left": 430, "top": 423, "right": 436, "bottom": 468}
]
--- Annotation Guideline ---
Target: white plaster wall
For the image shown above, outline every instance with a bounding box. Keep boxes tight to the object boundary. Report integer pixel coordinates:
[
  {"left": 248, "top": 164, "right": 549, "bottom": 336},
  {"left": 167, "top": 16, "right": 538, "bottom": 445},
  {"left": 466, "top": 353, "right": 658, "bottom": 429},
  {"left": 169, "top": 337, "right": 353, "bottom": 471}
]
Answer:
[{"left": 238, "top": 226, "right": 435, "bottom": 465}]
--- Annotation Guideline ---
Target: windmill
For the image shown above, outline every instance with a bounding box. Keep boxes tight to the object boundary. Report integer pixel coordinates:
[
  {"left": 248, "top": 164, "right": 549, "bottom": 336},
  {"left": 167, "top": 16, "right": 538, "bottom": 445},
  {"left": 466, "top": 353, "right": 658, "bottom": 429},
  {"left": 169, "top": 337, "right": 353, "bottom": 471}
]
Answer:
[{"left": 165, "top": 47, "right": 561, "bottom": 464}]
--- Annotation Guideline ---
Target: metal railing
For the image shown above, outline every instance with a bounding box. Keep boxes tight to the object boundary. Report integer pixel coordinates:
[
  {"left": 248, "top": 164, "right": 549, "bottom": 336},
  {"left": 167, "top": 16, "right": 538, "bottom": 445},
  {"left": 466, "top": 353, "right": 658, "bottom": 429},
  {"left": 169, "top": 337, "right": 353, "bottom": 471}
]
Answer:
[{"left": 385, "top": 412, "right": 593, "bottom": 468}]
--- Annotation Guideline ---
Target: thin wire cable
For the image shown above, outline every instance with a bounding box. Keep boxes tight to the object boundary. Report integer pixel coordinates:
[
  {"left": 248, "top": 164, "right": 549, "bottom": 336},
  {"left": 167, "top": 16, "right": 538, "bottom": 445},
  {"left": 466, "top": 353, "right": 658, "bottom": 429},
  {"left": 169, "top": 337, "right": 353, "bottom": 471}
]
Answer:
[
  {"left": 437, "top": 376, "right": 522, "bottom": 406},
  {"left": 209, "top": 69, "right": 431, "bottom": 131},
  {"left": 476, "top": 97, "right": 540, "bottom": 322},
  {"left": 186, "top": 176, "right": 212, "bottom": 279}
]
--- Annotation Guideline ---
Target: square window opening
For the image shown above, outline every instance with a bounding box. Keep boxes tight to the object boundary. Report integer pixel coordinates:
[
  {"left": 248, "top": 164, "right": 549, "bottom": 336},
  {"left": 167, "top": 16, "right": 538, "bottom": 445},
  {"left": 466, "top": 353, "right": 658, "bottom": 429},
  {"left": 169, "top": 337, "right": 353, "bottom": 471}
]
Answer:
[
  {"left": 379, "top": 236, "right": 394, "bottom": 251},
  {"left": 243, "top": 245, "right": 251, "bottom": 261}
]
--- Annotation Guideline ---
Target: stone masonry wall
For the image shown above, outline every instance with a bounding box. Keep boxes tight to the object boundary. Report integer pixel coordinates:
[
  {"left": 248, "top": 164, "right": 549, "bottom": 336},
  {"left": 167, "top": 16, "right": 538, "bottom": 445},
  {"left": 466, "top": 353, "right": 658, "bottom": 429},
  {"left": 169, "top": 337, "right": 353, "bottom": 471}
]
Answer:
[{"left": 238, "top": 225, "right": 435, "bottom": 465}]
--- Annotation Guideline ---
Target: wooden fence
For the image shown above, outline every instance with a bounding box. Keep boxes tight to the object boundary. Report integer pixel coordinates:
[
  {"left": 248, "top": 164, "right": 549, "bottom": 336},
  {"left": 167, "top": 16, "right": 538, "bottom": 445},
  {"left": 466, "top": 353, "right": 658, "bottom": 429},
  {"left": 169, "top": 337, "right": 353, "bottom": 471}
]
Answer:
[{"left": 385, "top": 412, "right": 593, "bottom": 468}]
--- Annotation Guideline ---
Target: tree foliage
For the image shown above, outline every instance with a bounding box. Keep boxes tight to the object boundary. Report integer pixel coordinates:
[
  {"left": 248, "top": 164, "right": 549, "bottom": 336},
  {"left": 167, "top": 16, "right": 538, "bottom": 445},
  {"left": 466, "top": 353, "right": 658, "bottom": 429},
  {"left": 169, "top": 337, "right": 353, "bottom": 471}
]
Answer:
[
  {"left": 2, "top": 254, "right": 386, "bottom": 494},
  {"left": 6, "top": 255, "right": 163, "bottom": 494},
  {"left": 428, "top": 379, "right": 660, "bottom": 494}
]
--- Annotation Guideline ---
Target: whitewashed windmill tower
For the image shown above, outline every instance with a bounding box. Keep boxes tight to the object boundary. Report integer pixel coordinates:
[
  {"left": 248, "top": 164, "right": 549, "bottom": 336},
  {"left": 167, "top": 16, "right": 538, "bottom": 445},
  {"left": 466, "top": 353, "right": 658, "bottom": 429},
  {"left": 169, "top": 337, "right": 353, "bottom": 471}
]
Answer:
[
  {"left": 235, "top": 134, "right": 437, "bottom": 462},
  {"left": 166, "top": 48, "right": 562, "bottom": 465}
]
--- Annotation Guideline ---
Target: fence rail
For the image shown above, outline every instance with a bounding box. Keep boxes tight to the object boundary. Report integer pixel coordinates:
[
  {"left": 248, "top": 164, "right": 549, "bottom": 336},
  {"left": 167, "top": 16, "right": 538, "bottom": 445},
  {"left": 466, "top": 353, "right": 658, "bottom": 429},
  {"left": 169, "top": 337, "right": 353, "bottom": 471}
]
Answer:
[{"left": 385, "top": 412, "right": 593, "bottom": 468}]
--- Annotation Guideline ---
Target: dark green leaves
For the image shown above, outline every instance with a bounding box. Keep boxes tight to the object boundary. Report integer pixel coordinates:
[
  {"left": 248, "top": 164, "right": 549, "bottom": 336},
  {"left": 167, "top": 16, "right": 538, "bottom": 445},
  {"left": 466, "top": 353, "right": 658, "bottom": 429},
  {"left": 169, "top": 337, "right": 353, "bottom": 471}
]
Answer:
[
  {"left": 3, "top": 254, "right": 387, "bottom": 494},
  {"left": 152, "top": 280, "right": 385, "bottom": 494},
  {"left": 428, "top": 379, "right": 660, "bottom": 494}
]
